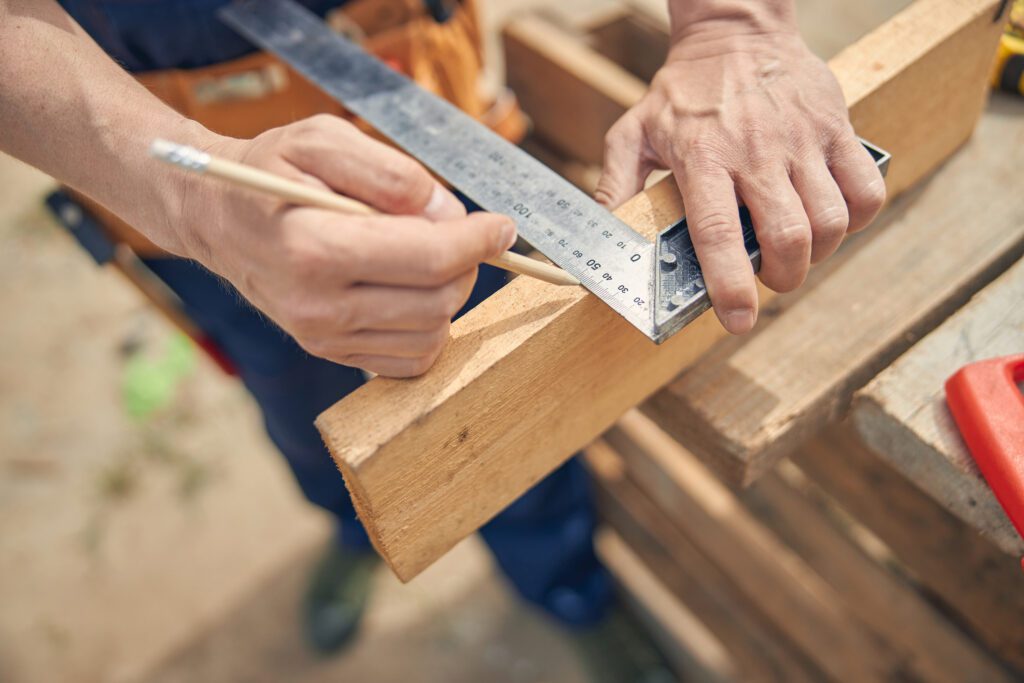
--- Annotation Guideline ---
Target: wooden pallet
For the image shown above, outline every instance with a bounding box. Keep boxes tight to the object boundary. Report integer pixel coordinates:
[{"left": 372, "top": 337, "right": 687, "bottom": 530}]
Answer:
[
  {"left": 503, "top": 3, "right": 1024, "bottom": 680},
  {"left": 309, "top": 0, "right": 1024, "bottom": 675},
  {"left": 587, "top": 412, "right": 1020, "bottom": 682},
  {"left": 503, "top": 3, "right": 668, "bottom": 169}
]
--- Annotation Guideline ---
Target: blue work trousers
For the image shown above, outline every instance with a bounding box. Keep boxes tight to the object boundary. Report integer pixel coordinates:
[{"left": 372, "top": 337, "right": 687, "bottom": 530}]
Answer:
[
  {"left": 143, "top": 257, "right": 611, "bottom": 627},
  {"left": 57, "top": 0, "right": 611, "bottom": 629}
]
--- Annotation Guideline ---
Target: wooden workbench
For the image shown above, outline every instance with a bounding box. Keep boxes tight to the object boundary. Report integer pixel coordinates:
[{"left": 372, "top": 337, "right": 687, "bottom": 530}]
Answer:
[
  {"left": 518, "top": 1, "right": 1024, "bottom": 679},
  {"left": 853, "top": 259, "right": 1024, "bottom": 555},
  {"left": 316, "top": 0, "right": 1023, "bottom": 677}
]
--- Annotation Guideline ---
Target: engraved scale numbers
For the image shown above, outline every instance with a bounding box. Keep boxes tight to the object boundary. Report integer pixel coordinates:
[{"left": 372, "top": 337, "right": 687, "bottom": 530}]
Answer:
[
  {"left": 522, "top": 202, "right": 651, "bottom": 311},
  {"left": 472, "top": 148, "right": 652, "bottom": 316},
  {"left": 449, "top": 138, "right": 655, "bottom": 324},
  {"left": 466, "top": 160, "right": 656, "bottom": 322},
  {"left": 223, "top": 0, "right": 660, "bottom": 338}
]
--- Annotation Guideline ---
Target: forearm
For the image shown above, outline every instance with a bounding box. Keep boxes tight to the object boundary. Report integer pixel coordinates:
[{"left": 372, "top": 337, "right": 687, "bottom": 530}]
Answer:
[
  {"left": 0, "top": 0, "right": 221, "bottom": 254},
  {"left": 667, "top": 0, "right": 798, "bottom": 43}
]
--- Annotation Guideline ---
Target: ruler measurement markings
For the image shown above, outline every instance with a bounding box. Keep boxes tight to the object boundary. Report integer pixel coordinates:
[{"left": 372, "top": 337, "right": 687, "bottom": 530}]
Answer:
[
  {"left": 221, "top": 0, "right": 890, "bottom": 343},
  {"left": 221, "top": 0, "right": 658, "bottom": 335}
]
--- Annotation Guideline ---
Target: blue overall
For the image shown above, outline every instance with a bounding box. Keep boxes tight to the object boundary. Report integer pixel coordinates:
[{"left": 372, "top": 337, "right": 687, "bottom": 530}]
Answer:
[{"left": 58, "top": 0, "right": 610, "bottom": 626}]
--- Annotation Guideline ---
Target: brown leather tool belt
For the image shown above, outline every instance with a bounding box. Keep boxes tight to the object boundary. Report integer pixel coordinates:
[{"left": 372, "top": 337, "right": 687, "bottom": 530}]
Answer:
[{"left": 70, "top": 0, "right": 526, "bottom": 257}]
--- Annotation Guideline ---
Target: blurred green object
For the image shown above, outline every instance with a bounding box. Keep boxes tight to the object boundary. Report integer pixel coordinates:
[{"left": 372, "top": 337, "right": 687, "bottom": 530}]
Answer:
[{"left": 122, "top": 333, "right": 196, "bottom": 419}]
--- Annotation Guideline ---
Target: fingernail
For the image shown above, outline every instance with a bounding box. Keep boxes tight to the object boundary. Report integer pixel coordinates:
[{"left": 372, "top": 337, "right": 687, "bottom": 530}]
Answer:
[
  {"left": 723, "top": 308, "right": 756, "bottom": 334},
  {"left": 498, "top": 218, "right": 518, "bottom": 250},
  {"left": 423, "top": 184, "right": 466, "bottom": 221}
]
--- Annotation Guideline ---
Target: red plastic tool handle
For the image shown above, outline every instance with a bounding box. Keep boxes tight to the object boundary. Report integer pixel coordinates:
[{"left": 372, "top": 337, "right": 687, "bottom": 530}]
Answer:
[{"left": 945, "top": 354, "right": 1024, "bottom": 565}]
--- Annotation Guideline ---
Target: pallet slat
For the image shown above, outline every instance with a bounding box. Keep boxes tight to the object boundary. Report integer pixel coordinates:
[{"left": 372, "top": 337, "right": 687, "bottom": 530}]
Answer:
[
  {"left": 605, "top": 413, "right": 907, "bottom": 682},
  {"left": 595, "top": 528, "right": 735, "bottom": 683},
  {"left": 853, "top": 259, "right": 1024, "bottom": 555},
  {"left": 744, "top": 470, "right": 1015, "bottom": 683},
  {"left": 646, "top": 62, "right": 1024, "bottom": 486},
  {"left": 503, "top": 14, "right": 646, "bottom": 165},
  {"left": 315, "top": 0, "right": 1011, "bottom": 582},
  {"left": 795, "top": 424, "right": 1024, "bottom": 672},
  {"left": 587, "top": 441, "right": 823, "bottom": 682}
]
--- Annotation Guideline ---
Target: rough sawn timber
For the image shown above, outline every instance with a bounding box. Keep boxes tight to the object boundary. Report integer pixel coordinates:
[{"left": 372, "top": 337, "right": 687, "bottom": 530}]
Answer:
[
  {"left": 644, "top": 0, "right": 1010, "bottom": 486},
  {"left": 318, "top": 179, "right": 755, "bottom": 581},
  {"left": 852, "top": 259, "right": 1024, "bottom": 555},
  {"left": 316, "top": 0, "right": 1006, "bottom": 581}
]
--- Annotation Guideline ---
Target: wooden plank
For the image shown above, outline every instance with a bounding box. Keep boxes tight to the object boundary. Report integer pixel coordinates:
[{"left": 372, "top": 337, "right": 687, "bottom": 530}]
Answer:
[
  {"left": 853, "top": 259, "right": 1024, "bottom": 555},
  {"left": 646, "top": 28, "right": 1021, "bottom": 487},
  {"left": 743, "top": 470, "right": 1016, "bottom": 683},
  {"left": 502, "top": 14, "right": 646, "bottom": 165},
  {"left": 595, "top": 528, "right": 735, "bottom": 683},
  {"left": 319, "top": 178, "right": 753, "bottom": 582},
  {"left": 832, "top": 0, "right": 1006, "bottom": 197},
  {"left": 795, "top": 424, "right": 1024, "bottom": 672},
  {"left": 604, "top": 412, "right": 904, "bottom": 682},
  {"left": 316, "top": 0, "right": 1007, "bottom": 582},
  {"left": 586, "top": 442, "right": 823, "bottom": 682}
]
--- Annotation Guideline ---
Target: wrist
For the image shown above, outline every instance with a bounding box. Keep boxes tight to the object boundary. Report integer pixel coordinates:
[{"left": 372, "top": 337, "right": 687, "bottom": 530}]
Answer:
[
  {"left": 668, "top": 0, "right": 798, "bottom": 46},
  {"left": 154, "top": 118, "right": 235, "bottom": 261}
]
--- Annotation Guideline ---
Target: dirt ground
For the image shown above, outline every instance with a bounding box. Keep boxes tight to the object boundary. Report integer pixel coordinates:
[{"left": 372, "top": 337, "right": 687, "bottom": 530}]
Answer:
[
  {"left": 0, "top": 0, "right": 909, "bottom": 681},
  {"left": 0, "top": 114, "right": 586, "bottom": 683}
]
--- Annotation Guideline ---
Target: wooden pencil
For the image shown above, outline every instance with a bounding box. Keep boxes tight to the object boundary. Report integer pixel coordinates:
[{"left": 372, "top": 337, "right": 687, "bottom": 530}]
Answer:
[{"left": 150, "top": 139, "right": 580, "bottom": 287}]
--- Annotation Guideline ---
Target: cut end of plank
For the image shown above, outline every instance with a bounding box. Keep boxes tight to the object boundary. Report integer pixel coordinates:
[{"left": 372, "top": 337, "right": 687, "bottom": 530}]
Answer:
[{"left": 313, "top": 0, "right": 1009, "bottom": 582}]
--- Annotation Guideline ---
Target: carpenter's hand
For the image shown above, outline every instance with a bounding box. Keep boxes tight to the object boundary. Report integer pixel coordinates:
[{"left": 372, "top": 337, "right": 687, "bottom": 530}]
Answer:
[
  {"left": 177, "top": 115, "right": 516, "bottom": 377},
  {"left": 596, "top": 27, "right": 885, "bottom": 334}
]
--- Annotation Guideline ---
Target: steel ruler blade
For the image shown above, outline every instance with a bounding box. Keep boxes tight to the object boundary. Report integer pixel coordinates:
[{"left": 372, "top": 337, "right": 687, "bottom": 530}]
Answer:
[
  {"left": 220, "top": 0, "right": 890, "bottom": 344},
  {"left": 221, "top": 0, "right": 658, "bottom": 337}
]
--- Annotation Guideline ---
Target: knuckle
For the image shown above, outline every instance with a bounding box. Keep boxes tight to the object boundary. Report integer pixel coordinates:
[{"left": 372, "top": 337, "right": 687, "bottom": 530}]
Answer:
[
  {"left": 716, "top": 289, "right": 755, "bottom": 314},
  {"left": 742, "top": 134, "right": 777, "bottom": 172},
  {"left": 854, "top": 178, "right": 887, "bottom": 214},
  {"left": 818, "top": 112, "right": 851, "bottom": 144},
  {"left": 303, "top": 113, "right": 348, "bottom": 136},
  {"left": 809, "top": 205, "right": 849, "bottom": 236},
  {"left": 762, "top": 220, "right": 811, "bottom": 259},
  {"left": 282, "top": 233, "right": 329, "bottom": 274},
  {"left": 297, "top": 334, "right": 333, "bottom": 360},
  {"left": 787, "top": 129, "right": 820, "bottom": 164},
  {"left": 682, "top": 138, "right": 730, "bottom": 173},
  {"left": 285, "top": 299, "right": 325, "bottom": 336},
  {"left": 288, "top": 116, "right": 355, "bottom": 163},
  {"left": 428, "top": 323, "right": 450, "bottom": 351},
  {"left": 384, "top": 154, "right": 422, "bottom": 186},
  {"left": 379, "top": 155, "right": 431, "bottom": 210},
  {"left": 422, "top": 247, "right": 460, "bottom": 283},
  {"left": 708, "top": 271, "right": 756, "bottom": 309},
  {"left": 690, "top": 212, "right": 739, "bottom": 250},
  {"left": 422, "top": 295, "right": 452, "bottom": 325},
  {"left": 407, "top": 354, "right": 436, "bottom": 376},
  {"left": 440, "top": 283, "right": 467, "bottom": 319},
  {"left": 604, "top": 114, "right": 637, "bottom": 149},
  {"left": 740, "top": 173, "right": 776, "bottom": 203},
  {"left": 333, "top": 299, "right": 357, "bottom": 332}
]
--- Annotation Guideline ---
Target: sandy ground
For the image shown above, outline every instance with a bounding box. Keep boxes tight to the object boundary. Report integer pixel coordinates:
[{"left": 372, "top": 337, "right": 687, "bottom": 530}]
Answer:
[
  {"left": 0, "top": 133, "right": 585, "bottom": 683},
  {"left": 0, "top": 0, "right": 910, "bottom": 681}
]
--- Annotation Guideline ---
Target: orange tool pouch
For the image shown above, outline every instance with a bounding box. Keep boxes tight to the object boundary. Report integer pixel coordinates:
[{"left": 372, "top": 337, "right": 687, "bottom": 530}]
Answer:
[{"left": 68, "top": 0, "right": 526, "bottom": 256}]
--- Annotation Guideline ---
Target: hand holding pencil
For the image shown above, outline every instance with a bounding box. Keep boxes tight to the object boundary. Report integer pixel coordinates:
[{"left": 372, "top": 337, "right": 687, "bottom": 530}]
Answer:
[
  {"left": 146, "top": 115, "right": 572, "bottom": 378},
  {"left": 150, "top": 139, "right": 579, "bottom": 287}
]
